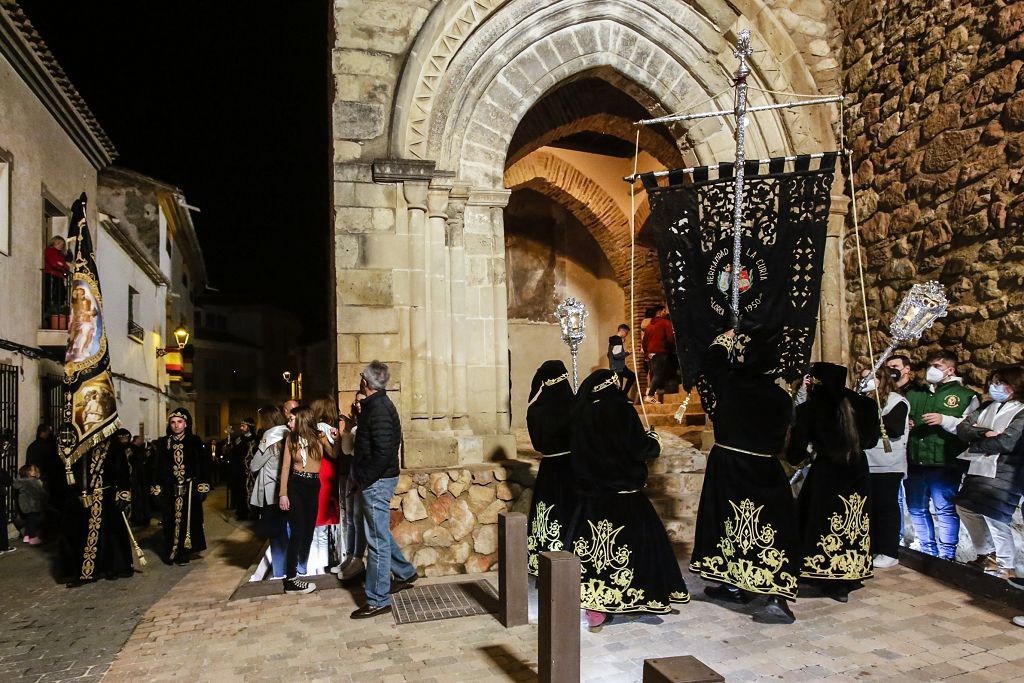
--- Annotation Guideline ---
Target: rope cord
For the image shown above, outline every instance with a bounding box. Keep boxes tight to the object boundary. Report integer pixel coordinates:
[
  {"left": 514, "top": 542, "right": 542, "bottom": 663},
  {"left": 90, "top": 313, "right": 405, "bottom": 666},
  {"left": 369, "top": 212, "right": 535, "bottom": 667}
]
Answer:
[
  {"left": 746, "top": 85, "right": 832, "bottom": 99},
  {"left": 629, "top": 128, "right": 650, "bottom": 430},
  {"left": 842, "top": 100, "right": 890, "bottom": 448},
  {"left": 657, "top": 86, "right": 733, "bottom": 121}
]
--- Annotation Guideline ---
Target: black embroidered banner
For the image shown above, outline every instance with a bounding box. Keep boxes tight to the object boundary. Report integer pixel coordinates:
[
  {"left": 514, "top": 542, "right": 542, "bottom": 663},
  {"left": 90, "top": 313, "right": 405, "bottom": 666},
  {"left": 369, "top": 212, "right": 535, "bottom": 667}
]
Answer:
[
  {"left": 59, "top": 194, "right": 120, "bottom": 479},
  {"left": 642, "top": 154, "right": 838, "bottom": 413}
]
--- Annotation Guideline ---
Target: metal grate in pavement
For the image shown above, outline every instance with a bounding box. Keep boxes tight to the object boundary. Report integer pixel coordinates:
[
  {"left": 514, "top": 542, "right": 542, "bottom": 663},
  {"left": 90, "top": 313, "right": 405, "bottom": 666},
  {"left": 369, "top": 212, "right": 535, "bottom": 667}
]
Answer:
[{"left": 392, "top": 580, "right": 499, "bottom": 625}]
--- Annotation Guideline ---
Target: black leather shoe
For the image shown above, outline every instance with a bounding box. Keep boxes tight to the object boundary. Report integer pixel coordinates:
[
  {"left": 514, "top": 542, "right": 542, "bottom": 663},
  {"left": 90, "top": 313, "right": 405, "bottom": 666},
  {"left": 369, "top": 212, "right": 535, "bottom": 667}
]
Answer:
[
  {"left": 65, "top": 578, "right": 96, "bottom": 589},
  {"left": 752, "top": 597, "right": 796, "bottom": 624},
  {"left": 704, "top": 583, "right": 750, "bottom": 604},
  {"left": 389, "top": 576, "right": 417, "bottom": 594},
  {"left": 821, "top": 583, "right": 849, "bottom": 603},
  {"left": 351, "top": 604, "right": 392, "bottom": 619}
]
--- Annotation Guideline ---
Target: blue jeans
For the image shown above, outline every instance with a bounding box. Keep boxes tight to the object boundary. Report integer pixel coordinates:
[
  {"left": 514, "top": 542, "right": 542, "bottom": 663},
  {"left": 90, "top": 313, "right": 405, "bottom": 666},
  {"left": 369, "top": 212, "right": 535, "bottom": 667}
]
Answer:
[
  {"left": 905, "top": 466, "right": 961, "bottom": 560},
  {"left": 360, "top": 476, "right": 417, "bottom": 607},
  {"left": 343, "top": 477, "right": 366, "bottom": 562}
]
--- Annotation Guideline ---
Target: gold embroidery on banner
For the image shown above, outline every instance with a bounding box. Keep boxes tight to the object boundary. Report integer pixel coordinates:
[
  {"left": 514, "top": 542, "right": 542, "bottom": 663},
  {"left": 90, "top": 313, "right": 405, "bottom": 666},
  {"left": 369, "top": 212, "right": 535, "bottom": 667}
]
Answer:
[
  {"left": 690, "top": 498, "right": 798, "bottom": 599},
  {"left": 527, "top": 501, "right": 564, "bottom": 574},
  {"left": 80, "top": 443, "right": 108, "bottom": 580},
  {"left": 573, "top": 519, "right": 689, "bottom": 613},
  {"left": 801, "top": 492, "right": 873, "bottom": 580}
]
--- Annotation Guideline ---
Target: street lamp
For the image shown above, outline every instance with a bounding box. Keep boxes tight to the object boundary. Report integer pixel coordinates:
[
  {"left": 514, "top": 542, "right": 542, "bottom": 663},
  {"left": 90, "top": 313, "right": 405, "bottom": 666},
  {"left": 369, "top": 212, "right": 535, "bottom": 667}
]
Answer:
[
  {"left": 173, "top": 323, "right": 190, "bottom": 349},
  {"left": 282, "top": 371, "right": 302, "bottom": 400}
]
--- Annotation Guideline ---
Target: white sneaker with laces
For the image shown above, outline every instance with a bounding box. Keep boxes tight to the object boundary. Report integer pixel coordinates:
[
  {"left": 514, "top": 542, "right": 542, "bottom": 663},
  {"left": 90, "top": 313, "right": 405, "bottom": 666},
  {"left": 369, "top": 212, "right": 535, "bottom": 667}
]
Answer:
[
  {"left": 873, "top": 554, "right": 899, "bottom": 569},
  {"left": 284, "top": 578, "right": 317, "bottom": 594}
]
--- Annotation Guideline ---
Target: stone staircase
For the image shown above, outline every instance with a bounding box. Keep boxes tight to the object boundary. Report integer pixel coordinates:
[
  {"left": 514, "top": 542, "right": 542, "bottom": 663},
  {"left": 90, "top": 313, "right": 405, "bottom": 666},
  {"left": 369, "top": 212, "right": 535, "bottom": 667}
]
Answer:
[{"left": 636, "top": 390, "right": 707, "bottom": 554}]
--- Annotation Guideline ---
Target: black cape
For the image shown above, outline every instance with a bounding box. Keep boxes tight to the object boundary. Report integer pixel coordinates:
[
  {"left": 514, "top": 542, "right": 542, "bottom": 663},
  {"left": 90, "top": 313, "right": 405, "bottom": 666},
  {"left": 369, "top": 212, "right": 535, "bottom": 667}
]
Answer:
[
  {"left": 567, "top": 369, "right": 689, "bottom": 613},
  {"left": 690, "top": 334, "right": 800, "bottom": 598},
  {"left": 60, "top": 438, "right": 134, "bottom": 582},
  {"left": 790, "top": 363, "right": 881, "bottom": 584},
  {"left": 525, "top": 360, "right": 575, "bottom": 576}
]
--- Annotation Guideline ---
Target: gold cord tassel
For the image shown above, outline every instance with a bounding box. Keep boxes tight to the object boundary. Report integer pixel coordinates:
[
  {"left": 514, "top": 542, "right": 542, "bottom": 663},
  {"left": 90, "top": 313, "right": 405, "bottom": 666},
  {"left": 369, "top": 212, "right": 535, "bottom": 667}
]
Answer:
[
  {"left": 121, "top": 509, "right": 147, "bottom": 567},
  {"left": 184, "top": 483, "right": 193, "bottom": 551}
]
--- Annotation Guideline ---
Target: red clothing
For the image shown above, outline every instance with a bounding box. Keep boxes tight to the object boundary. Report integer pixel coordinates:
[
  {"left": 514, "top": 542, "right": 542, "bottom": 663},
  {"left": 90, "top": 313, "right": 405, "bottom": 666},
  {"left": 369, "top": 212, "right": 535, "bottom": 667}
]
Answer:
[
  {"left": 643, "top": 316, "right": 675, "bottom": 354},
  {"left": 44, "top": 247, "right": 67, "bottom": 277},
  {"left": 316, "top": 455, "right": 340, "bottom": 525}
]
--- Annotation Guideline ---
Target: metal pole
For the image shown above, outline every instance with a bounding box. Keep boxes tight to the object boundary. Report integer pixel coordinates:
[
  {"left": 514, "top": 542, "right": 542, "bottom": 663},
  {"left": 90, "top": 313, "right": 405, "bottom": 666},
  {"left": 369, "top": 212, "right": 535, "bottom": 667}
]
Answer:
[
  {"left": 569, "top": 342, "right": 579, "bottom": 392},
  {"left": 622, "top": 151, "right": 836, "bottom": 184},
  {"left": 634, "top": 95, "right": 844, "bottom": 127},
  {"left": 728, "top": 29, "right": 753, "bottom": 329}
]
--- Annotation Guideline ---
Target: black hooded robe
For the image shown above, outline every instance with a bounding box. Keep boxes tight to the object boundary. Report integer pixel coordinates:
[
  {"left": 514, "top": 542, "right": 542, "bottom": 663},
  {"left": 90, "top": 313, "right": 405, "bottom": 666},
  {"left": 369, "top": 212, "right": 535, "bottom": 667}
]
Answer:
[
  {"left": 789, "top": 363, "right": 881, "bottom": 585},
  {"left": 525, "top": 361, "right": 576, "bottom": 576},
  {"left": 60, "top": 438, "right": 134, "bottom": 583},
  {"left": 567, "top": 369, "right": 689, "bottom": 614},
  {"left": 689, "top": 334, "right": 800, "bottom": 599},
  {"left": 152, "top": 409, "right": 210, "bottom": 563}
]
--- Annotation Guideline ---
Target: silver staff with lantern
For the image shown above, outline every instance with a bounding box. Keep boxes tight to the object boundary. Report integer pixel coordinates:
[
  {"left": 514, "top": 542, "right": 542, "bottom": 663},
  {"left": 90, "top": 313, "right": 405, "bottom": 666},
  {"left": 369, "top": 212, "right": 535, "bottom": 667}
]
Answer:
[{"left": 554, "top": 297, "right": 588, "bottom": 392}]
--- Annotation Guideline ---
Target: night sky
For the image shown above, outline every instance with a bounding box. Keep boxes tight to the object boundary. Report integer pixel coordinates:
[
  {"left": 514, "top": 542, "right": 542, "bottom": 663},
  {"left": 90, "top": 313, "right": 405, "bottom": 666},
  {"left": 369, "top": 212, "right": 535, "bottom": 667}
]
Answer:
[{"left": 19, "top": 1, "right": 331, "bottom": 338}]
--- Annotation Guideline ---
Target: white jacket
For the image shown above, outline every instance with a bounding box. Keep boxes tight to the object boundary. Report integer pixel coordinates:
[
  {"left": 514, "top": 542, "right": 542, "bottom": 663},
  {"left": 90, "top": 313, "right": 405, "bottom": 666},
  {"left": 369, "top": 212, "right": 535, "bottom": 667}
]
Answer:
[{"left": 249, "top": 425, "right": 288, "bottom": 507}]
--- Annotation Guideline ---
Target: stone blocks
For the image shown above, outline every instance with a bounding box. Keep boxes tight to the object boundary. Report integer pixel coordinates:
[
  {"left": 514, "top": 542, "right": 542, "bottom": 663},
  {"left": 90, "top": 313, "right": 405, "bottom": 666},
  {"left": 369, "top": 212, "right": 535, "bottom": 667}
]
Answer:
[{"left": 390, "top": 462, "right": 533, "bottom": 577}]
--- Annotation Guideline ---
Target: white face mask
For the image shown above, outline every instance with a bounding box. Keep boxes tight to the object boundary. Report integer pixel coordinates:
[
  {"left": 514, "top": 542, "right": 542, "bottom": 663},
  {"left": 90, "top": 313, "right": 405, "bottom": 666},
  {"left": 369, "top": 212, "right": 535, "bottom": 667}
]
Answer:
[
  {"left": 925, "top": 366, "right": 946, "bottom": 384},
  {"left": 861, "top": 378, "right": 877, "bottom": 393}
]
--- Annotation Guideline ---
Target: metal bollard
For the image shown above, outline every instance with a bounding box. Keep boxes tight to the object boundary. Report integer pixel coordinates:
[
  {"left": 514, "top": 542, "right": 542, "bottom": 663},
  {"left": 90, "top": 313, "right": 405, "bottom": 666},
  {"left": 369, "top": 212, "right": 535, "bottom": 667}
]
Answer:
[
  {"left": 498, "top": 511, "right": 529, "bottom": 627},
  {"left": 539, "top": 551, "right": 581, "bottom": 683}
]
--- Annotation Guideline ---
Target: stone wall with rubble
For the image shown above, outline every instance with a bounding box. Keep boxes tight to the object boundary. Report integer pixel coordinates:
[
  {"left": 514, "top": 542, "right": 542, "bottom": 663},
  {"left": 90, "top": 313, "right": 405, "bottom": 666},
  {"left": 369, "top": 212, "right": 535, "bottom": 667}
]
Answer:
[
  {"left": 390, "top": 462, "right": 534, "bottom": 576},
  {"left": 840, "top": 0, "right": 1024, "bottom": 384}
]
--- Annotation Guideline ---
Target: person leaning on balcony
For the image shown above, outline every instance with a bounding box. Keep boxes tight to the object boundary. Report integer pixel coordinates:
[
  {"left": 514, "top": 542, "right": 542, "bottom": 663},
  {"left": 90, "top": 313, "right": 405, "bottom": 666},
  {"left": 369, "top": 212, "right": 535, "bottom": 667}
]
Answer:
[
  {"left": 43, "top": 236, "right": 71, "bottom": 319},
  {"left": 953, "top": 365, "right": 1024, "bottom": 581}
]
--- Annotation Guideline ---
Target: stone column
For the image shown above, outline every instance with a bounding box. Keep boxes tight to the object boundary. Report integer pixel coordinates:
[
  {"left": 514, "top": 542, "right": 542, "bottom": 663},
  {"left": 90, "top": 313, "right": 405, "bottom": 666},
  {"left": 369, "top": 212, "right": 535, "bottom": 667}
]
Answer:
[
  {"left": 446, "top": 183, "right": 471, "bottom": 430},
  {"left": 403, "top": 179, "right": 431, "bottom": 428},
  {"left": 820, "top": 192, "right": 851, "bottom": 367},
  {"left": 427, "top": 179, "right": 453, "bottom": 430}
]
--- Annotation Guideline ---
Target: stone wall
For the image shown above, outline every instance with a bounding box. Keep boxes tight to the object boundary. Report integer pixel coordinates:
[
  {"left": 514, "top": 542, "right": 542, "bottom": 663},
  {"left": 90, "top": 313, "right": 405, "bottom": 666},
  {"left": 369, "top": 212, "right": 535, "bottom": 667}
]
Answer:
[
  {"left": 390, "top": 462, "right": 534, "bottom": 576},
  {"left": 841, "top": 0, "right": 1024, "bottom": 382}
]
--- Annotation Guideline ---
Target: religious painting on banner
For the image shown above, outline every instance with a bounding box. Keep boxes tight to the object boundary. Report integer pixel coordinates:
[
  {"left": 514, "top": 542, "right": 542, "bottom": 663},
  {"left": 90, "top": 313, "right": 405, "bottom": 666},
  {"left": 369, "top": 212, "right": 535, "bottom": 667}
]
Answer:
[
  {"left": 59, "top": 194, "right": 120, "bottom": 483},
  {"left": 642, "top": 154, "right": 838, "bottom": 416}
]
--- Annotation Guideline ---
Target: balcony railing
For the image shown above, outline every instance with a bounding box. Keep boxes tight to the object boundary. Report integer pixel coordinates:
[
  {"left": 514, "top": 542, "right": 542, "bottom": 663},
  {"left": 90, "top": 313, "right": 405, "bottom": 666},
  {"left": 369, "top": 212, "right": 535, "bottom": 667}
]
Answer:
[
  {"left": 127, "top": 319, "right": 144, "bottom": 343},
  {"left": 41, "top": 271, "right": 70, "bottom": 330}
]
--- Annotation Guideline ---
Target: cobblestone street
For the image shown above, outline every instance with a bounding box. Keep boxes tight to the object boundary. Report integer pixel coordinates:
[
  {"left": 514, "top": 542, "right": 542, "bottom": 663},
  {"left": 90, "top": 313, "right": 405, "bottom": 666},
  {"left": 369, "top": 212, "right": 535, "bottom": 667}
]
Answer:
[{"left": 0, "top": 490, "right": 243, "bottom": 683}]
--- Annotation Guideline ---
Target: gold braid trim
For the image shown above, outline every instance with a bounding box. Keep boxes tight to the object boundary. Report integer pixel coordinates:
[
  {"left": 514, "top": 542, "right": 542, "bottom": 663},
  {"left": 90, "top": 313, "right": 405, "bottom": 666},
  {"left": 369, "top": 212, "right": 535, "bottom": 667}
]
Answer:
[
  {"left": 169, "top": 440, "right": 185, "bottom": 560},
  {"left": 150, "top": 485, "right": 161, "bottom": 496},
  {"left": 543, "top": 373, "right": 569, "bottom": 387},
  {"left": 80, "top": 443, "right": 108, "bottom": 581},
  {"left": 116, "top": 490, "right": 131, "bottom": 502},
  {"left": 196, "top": 483, "right": 210, "bottom": 494},
  {"left": 711, "top": 333, "right": 734, "bottom": 351},
  {"left": 591, "top": 373, "right": 620, "bottom": 393}
]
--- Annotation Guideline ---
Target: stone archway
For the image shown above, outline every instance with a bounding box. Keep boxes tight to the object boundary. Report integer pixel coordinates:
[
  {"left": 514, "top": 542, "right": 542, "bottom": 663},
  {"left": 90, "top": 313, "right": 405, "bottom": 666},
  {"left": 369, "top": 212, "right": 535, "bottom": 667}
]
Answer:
[{"left": 333, "top": 0, "right": 845, "bottom": 465}]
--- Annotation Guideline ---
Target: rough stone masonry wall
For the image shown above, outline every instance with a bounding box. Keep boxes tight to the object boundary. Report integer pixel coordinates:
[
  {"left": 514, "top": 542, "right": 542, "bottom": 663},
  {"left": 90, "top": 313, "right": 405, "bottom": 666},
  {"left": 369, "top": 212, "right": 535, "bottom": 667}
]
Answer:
[
  {"left": 389, "top": 463, "right": 533, "bottom": 576},
  {"left": 840, "top": 0, "right": 1024, "bottom": 384}
]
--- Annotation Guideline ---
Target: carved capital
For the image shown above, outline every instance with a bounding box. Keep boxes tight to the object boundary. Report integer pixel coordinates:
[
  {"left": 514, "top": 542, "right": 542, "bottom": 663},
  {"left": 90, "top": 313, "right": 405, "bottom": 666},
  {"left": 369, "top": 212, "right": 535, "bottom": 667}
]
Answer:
[
  {"left": 373, "top": 158, "right": 435, "bottom": 184},
  {"left": 466, "top": 187, "right": 512, "bottom": 208},
  {"left": 403, "top": 180, "right": 429, "bottom": 209}
]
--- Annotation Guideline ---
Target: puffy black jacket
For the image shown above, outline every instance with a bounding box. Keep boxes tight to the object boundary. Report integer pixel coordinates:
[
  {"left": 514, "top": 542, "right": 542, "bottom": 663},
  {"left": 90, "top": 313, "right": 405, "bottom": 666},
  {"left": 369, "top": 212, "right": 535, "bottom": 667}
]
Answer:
[{"left": 353, "top": 390, "right": 401, "bottom": 486}]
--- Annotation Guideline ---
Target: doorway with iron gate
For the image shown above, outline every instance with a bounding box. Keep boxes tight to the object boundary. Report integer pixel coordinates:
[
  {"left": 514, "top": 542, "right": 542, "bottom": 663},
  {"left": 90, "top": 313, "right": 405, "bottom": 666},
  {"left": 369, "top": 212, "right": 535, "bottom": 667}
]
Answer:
[{"left": 0, "top": 363, "right": 18, "bottom": 520}]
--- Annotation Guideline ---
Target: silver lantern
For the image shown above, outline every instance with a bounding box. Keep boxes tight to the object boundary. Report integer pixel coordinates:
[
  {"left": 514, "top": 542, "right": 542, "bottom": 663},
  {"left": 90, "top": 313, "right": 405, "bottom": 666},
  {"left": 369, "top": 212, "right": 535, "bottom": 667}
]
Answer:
[{"left": 555, "top": 297, "right": 588, "bottom": 392}]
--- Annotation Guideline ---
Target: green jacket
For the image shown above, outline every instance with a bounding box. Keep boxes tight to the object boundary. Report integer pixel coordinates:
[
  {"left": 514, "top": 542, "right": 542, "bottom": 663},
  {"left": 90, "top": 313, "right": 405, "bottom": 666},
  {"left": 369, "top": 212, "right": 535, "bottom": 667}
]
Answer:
[{"left": 906, "top": 379, "right": 978, "bottom": 467}]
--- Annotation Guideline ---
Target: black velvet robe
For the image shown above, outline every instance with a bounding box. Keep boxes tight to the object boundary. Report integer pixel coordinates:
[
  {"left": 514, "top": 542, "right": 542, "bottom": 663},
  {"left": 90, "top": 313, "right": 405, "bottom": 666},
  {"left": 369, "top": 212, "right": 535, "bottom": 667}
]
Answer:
[
  {"left": 525, "top": 361, "right": 575, "bottom": 576},
  {"left": 567, "top": 369, "right": 689, "bottom": 613},
  {"left": 60, "top": 439, "right": 134, "bottom": 582},
  {"left": 152, "top": 434, "right": 210, "bottom": 563},
  {"left": 690, "top": 336, "right": 800, "bottom": 598}
]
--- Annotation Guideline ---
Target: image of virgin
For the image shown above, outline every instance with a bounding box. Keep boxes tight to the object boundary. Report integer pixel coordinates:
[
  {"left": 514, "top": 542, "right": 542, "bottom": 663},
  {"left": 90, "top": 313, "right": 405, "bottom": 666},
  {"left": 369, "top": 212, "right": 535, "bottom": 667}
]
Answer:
[{"left": 66, "top": 281, "right": 103, "bottom": 364}]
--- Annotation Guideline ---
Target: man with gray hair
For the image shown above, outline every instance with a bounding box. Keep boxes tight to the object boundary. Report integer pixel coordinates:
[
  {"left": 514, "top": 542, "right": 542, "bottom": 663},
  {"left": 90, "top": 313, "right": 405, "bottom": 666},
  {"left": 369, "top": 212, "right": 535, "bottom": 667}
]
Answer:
[{"left": 349, "top": 361, "right": 418, "bottom": 618}]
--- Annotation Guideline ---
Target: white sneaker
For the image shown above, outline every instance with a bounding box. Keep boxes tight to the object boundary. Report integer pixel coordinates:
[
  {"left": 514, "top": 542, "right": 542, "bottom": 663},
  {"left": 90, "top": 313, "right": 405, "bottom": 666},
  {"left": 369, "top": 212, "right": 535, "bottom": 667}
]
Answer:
[
  {"left": 1013, "top": 616, "right": 1024, "bottom": 628},
  {"left": 873, "top": 554, "right": 899, "bottom": 569},
  {"left": 339, "top": 557, "right": 365, "bottom": 580},
  {"left": 0, "top": 547, "right": 15, "bottom": 557}
]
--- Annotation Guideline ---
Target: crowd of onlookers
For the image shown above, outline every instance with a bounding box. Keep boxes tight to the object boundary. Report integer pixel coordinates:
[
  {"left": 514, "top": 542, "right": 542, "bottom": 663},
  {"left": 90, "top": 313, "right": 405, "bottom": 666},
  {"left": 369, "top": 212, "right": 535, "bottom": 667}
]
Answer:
[{"left": 607, "top": 305, "right": 678, "bottom": 405}]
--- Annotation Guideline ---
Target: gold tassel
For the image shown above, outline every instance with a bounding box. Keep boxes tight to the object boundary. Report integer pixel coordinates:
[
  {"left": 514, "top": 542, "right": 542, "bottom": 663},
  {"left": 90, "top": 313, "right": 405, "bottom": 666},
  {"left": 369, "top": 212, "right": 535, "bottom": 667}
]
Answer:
[{"left": 121, "top": 509, "right": 146, "bottom": 567}]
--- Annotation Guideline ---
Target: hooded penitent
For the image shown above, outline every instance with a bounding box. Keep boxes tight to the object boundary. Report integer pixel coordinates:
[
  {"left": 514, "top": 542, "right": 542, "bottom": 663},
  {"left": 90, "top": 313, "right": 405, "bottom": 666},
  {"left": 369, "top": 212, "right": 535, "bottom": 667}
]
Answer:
[
  {"left": 525, "top": 360, "right": 576, "bottom": 576},
  {"left": 565, "top": 368, "right": 689, "bottom": 613}
]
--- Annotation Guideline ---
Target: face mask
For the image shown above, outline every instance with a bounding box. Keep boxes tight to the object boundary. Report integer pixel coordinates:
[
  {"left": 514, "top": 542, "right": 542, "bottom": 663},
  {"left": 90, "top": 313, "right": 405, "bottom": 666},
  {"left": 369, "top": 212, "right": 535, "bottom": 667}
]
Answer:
[
  {"left": 990, "top": 385, "right": 1012, "bottom": 403},
  {"left": 888, "top": 368, "right": 901, "bottom": 381},
  {"left": 925, "top": 367, "right": 946, "bottom": 384},
  {"left": 861, "top": 378, "right": 877, "bottom": 393}
]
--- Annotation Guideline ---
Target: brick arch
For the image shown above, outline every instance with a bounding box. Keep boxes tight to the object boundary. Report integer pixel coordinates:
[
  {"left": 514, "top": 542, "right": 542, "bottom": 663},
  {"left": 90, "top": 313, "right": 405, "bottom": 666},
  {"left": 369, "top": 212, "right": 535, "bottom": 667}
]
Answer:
[
  {"left": 506, "top": 113, "right": 686, "bottom": 169},
  {"left": 505, "top": 151, "right": 632, "bottom": 286},
  {"left": 504, "top": 151, "right": 665, "bottom": 334}
]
